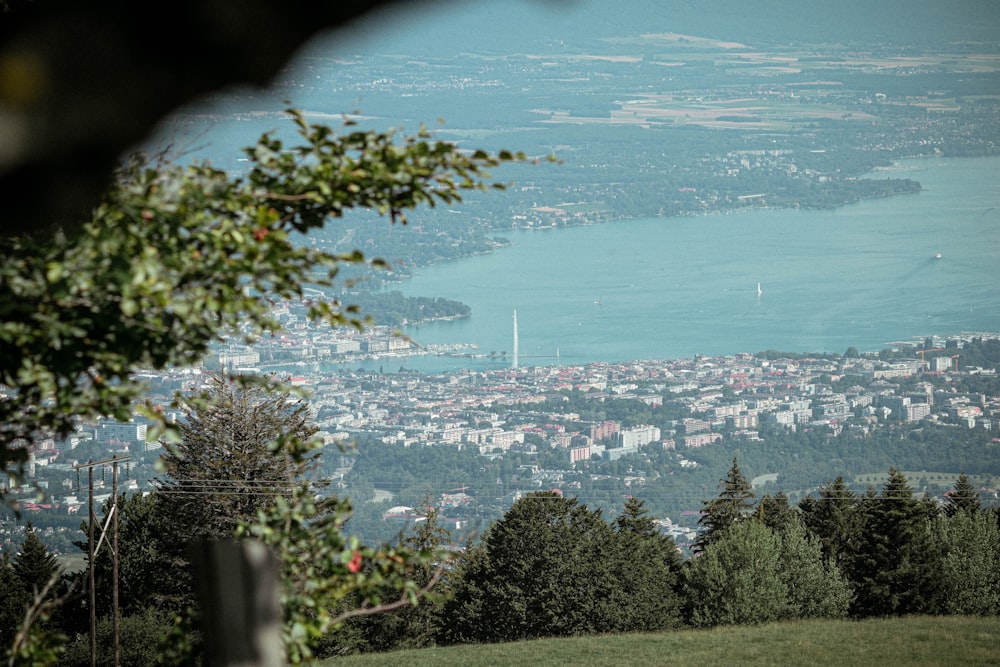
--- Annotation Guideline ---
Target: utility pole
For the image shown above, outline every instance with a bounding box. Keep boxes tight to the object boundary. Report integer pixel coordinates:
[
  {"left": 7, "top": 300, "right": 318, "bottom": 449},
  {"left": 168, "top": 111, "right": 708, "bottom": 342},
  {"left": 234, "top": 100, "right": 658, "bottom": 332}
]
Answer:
[
  {"left": 112, "top": 458, "right": 120, "bottom": 667},
  {"left": 87, "top": 463, "right": 95, "bottom": 667},
  {"left": 75, "top": 454, "right": 130, "bottom": 667}
]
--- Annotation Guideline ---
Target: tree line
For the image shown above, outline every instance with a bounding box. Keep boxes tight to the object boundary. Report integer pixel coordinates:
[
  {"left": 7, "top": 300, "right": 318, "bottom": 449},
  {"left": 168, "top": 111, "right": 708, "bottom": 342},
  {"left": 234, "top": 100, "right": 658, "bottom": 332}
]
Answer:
[{"left": 2, "top": 381, "right": 997, "bottom": 664}]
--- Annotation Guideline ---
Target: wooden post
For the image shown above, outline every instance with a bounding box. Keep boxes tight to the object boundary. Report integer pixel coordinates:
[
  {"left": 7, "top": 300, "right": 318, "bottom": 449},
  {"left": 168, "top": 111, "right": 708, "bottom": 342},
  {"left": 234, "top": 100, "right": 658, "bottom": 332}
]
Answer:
[{"left": 190, "top": 541, "right": 283, "bottom": 667}]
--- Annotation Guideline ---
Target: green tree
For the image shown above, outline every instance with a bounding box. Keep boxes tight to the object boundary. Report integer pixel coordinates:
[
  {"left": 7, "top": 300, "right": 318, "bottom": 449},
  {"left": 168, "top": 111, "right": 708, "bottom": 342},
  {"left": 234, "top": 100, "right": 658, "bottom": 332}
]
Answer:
[
  {"left": 12, "top": 524, "right": 61, "bottom": 598},
  {"left": 611, "top": 497, "right": 684, "bottom": 632},
  {"left": 695, "top": 457, "right": 755, "bottom": 553},
  {"left": 333, "top": 507, "right": 453, "bottom": 655},
  {"left": 614, "top": 496, "right": 660, "bottom": 537},
  {"left": 151, "top": 374, "right": 426, "bottom": 663},
  {"left": 4, "top": 527, "right": 67, "bottom": 666},
  {"left": 776, "top": 517, "right": 852, "bottom": 620},
  {"left": 239, "top": 474, "right": 438, "bottom": 664},
  {"left": 756, "top": 491, "right": 796, "bottom": 533},
  {"left": 799, "top": 476, "right": 861, "bottom": 569},
  {"left": 57, "top": 608, "right": 178, "bottom": 667},
  {"left": 74, "top": 492, "right": 185, "bottom": 622},
  {"left": 847, "top": 469, "right": 942, "bottom": 617},
  {"left": 682, "top": 520, "right": 789, "bottom": 627},
  {"left": 0, "top": 553, "right": 29, "bottom": 650},
  {"left": 442, "top": 492, "right": 618, "bottom": 643},
  {"left": 930, "top": 511, "right": 1000, "bottom": 616},
  {"left": 155, "top": 374, "right": 318, "bottom": 545},
  {"left": 61, "top": 492, "right": 191, "bottom": 664},
  {"left": 682, "top": 517, "right": 851, "bottom": 629},
  {"left": 944, "top": 472, "right": 982, "bottom": 516}
]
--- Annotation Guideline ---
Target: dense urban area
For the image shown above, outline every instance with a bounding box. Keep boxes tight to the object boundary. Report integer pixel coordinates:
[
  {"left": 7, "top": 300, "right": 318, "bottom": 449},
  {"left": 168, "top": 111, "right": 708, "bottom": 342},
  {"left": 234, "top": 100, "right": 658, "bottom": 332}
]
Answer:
[{"left": 5, "top": 317, "right": 999, "bottom": 554}]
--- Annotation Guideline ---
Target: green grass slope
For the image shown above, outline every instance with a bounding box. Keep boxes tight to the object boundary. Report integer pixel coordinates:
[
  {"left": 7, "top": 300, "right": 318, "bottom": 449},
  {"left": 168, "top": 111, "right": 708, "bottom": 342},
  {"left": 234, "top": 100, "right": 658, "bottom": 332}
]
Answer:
[{"left": 323, "top": 616, "right": 999, "bottom": 667}]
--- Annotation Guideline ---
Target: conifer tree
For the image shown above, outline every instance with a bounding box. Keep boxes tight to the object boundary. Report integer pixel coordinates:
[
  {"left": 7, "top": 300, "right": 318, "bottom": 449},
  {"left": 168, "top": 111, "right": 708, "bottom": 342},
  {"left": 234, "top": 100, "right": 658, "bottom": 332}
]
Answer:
[
  {"left": 799, "top": 476, "right": 861, "bottom": 568},
  {"left": 945, "top": 473, "right": 982, "bottom": 516},
  {"left": 12, "top": 524, "right": 61, "bottom": 597},
  {"left": 454, "top": 492, "right": 617, "bottom": 642},
  {"left": 756, "top": 492, "right": 795, "bottom": 533},
  {"left": 848, "top": 468, "right": 942, "bottom": 617},
  {"left": 155, "top": 374, "right": 318, "bottom": 545},
  {"left": 7, "top": 524, "right": 65, "bottom": 659},
  {"left": 614, "top": 496, "right": 660, "bottom": 537},
  {"left": 611, "top": 497, "right": 683, "bottom": 631},
  {"left": 0, "top": 553, "right": 29, "bottom": 649},
  {"left": 77, "top": 492, "right": 184, "bottom": 620},
  {"left": 695, "top": 457, "right": 755, "bottom": 553},
  {"left": 123, "top": 374, "right": 324, "bottom": 654},
  {"left": 443, "top": 492, "right": 686, "bottom": 644}
]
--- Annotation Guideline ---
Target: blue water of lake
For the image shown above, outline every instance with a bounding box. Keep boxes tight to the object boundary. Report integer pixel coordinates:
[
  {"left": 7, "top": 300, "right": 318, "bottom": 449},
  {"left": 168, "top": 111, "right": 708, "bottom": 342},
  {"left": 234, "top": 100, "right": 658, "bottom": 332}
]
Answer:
[{"left": 355, "top": 156, "right": 1000, "bottom": 373}]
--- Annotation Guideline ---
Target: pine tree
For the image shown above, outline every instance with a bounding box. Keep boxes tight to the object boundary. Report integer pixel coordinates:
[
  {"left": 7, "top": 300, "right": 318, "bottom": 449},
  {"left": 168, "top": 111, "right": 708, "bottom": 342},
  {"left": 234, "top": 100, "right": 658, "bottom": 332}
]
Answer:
[
  {"left": 611, "top": 497, "right": 683, "bottom": 632},
  {"left": 756, "top": 492, "right": 795, "bottom": 533},
  {"left": 614, "top": 496, "right": 659, "bottom": 538},
  {"left": 441, "top": 491, "right": 670, "bottom": 644},
  {"left": 12, "top": 524, "right": 61, "bottom": 597},
  {"left": 0, "top": 553, "right": 29, "bottom": 648},
  {"left": 945, "top": 473, "right": 982, "bottom": 516},
  {"left": 134, "top": 374, "right": 323, "bottom": 647},
  {"left": 155, "top": 375, "right": 318, "bottom": 544},
  {"left": 848, "top": 468, "right": 943, "bottom": 617},
  {"left": 75, "top": 492, "right": 187, "bottom": 620},
  {"left": 695, "top": 457, "right": 755, "bottom": 553},
  {"left": 799, "top": 475, "right": 861, "bottom": 568},
  {"left": 442, "top": 491, "right": 590, "bottom": 643}
]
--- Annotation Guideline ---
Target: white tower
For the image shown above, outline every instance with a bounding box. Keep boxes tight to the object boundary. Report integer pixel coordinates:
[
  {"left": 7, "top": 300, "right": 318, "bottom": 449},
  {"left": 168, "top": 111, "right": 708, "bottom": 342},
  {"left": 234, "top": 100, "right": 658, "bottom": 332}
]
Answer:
[{"left": 512, "top": 309, "right": 519, "bottom": 370}]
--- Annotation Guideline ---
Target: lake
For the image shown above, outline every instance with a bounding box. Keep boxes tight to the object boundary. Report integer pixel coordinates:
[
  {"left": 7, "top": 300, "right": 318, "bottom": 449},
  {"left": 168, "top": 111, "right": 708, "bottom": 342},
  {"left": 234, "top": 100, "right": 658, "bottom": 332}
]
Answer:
[{"left": 344, "top": 156, "right": 1000, "bottom": 372}]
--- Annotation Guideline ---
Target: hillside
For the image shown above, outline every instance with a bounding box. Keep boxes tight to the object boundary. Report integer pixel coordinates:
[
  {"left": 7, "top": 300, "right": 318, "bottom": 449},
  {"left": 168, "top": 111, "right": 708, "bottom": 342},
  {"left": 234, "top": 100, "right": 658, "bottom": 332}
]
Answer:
[{"left": 323, "top": 615, "right": 1000, "bottom": 667}]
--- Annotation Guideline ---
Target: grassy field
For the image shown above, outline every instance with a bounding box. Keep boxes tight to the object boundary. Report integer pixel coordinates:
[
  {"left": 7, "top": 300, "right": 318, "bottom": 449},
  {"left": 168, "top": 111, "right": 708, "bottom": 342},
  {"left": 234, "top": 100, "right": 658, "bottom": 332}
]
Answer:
[
  {"left": 853, "top": 471, "right": 987, "bottom": 489},
  {"left": 57, "top": 552, "right": 87, "bottom": 574},
  {"left": 322, "top": 616, "right": 1000, "bottom": 667}
]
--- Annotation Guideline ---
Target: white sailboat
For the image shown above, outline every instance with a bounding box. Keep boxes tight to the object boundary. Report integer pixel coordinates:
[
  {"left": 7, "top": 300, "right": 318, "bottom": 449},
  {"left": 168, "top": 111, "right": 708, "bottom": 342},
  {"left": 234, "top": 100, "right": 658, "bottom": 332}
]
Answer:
[{"left": 756, "top": 282, "right": 762, "bottom": 297}]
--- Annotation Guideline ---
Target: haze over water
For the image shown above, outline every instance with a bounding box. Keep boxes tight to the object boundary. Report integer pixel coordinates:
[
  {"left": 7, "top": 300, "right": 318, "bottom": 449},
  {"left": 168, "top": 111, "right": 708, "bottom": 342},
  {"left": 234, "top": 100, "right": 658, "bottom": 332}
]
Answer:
[{"left": 386, "top": 156, "right": 1000, "bottom": 372}]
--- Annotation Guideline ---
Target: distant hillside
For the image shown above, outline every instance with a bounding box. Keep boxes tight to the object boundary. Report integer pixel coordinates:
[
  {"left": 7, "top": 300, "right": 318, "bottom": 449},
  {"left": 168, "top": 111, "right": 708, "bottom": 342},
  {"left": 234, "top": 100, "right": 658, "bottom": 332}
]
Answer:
[
  {"left": 334, "top": 0, "right": 1000, "bottom": 56},
  {"left": 324, "top": 615, "right": 1000, "bottom": 667}
]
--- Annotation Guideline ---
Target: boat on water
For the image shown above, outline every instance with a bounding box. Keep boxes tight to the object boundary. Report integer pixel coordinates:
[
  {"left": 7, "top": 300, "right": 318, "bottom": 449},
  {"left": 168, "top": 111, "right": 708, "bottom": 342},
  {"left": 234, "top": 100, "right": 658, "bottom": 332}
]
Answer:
[
  {"left": 756, "top": 282, "right": 762, "bottom": 297},
  {"left": 934, "top": 252, "right": 943, "bottom": 259}
]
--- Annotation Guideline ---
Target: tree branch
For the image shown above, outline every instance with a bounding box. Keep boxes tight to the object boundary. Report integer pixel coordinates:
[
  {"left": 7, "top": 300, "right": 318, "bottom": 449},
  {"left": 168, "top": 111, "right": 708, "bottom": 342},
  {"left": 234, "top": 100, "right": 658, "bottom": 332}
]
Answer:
[{"left": 327, "top": 560, "right": 447, "bottom": 627}]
